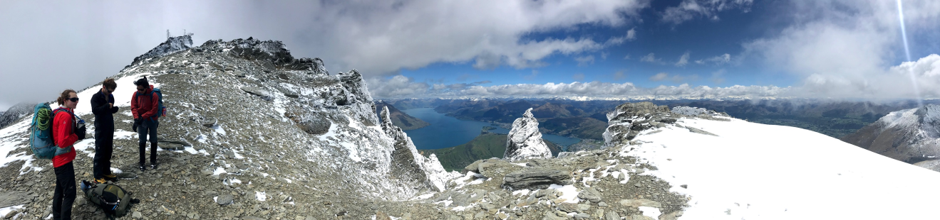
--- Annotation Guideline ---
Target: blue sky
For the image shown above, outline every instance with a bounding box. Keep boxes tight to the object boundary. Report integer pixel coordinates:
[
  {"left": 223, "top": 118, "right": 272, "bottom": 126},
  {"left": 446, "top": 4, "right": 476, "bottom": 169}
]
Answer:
[
  {"left": 359, "top": 0, "right": 940, "bottom": 100},
  {"left": 3, "top": 0, "right": 940, "bottom": 110},
  {"left": 399, "top": 0, "right": 784, "bottom": 88}
]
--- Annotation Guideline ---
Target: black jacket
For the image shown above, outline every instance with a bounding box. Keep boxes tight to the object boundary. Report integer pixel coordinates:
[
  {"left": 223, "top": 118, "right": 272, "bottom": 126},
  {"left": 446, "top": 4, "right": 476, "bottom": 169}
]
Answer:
[{"left": 91, "top": 89, "right": 119, "bottom": 131}]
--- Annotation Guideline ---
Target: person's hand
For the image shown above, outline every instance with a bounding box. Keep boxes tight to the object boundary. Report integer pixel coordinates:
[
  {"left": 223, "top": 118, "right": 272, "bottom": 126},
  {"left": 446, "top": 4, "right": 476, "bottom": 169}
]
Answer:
[
  {"left": 76, "top": 123, "right": 87, "bottom": 139},
  {"left": 132, "top": 118, "right": 140, "bottom": 132}
]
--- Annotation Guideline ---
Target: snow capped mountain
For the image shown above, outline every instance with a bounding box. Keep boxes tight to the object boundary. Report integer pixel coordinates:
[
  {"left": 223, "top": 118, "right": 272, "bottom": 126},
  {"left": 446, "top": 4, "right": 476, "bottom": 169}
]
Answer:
[
  {"left": 842, "top": 104, "right": 940, "bottom": 164},
  {"left": 0, "top": 103, "right": 34, "bottom": 129},
  {"left": 504, "top": 108, "right": 551, "bottom": 161}
]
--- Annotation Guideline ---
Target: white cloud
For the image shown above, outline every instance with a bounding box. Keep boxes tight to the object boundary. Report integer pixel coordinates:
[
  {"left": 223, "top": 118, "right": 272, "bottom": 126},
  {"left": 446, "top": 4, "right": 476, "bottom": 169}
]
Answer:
[
  {"left": 743, "top": 0, "right": 940, "bottom": 100},
  {"left": 626, "top": 28, "right": 637, "bottom": 40},
  {"left": 661, "top": 0, "right": 753, "bottom": 24},
  {"left": 695, "top": 53, "right": 731, "bottom": 65},
  {"left": 640, "top": 53, "right": 662, "bottom": 64},
  {"left": 575, "top": 55, "right": 595, "bottom": 66},
  {"left": 650, "top": 72, "right": 698, "bottom": 83},
  {"left": 623, "top": 55, "right": 631, "bottom": 60},
  {"left": 650, "top": 72, "right": 669, "bottom": 81},
  {"left": 601, "top": 52, "right": 609, "bottom": 60},
  {"left": 676, "top": 51, "right": 690, "bottom": 67},
  {"left": 368, "top": 53, "right": 940, "bottom": 101},
  {"left": 0, "top": 0, "right": 652, "bottom": 106},
  {"left": 367, "top": 75, "right": 793, "bottom": 100}
]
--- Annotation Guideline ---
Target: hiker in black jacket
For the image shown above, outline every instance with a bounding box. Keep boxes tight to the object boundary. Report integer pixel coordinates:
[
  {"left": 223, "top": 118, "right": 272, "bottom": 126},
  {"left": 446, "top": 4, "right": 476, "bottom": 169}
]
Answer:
[{"left": 91, "top": 78, "right": 119, "bottom": 183}]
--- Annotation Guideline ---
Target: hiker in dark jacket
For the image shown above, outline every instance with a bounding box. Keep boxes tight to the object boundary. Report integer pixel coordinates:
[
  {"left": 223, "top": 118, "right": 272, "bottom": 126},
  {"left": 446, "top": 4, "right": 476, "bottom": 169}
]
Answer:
[
  {"left": 91, "top": 78, "right": 119, "bottom": 183},
  {"left": 52, "top": 89, "right": 86, "bottom": 220},
  {"left": 131, "top": 77, "right": 160, "bottom": 171}
]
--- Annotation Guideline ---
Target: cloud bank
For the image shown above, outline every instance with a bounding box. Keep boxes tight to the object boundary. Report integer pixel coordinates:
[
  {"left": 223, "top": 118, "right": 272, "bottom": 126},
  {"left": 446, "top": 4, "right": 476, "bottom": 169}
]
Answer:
[
  {"left": 369, "top": 53, "right": 940, "bottom": 101},
  {"left": 743, "top": 0, "right": 940, "bottom": 101},
  {"left": 0, "top": 0, "right": 649, "bottom": 108}
]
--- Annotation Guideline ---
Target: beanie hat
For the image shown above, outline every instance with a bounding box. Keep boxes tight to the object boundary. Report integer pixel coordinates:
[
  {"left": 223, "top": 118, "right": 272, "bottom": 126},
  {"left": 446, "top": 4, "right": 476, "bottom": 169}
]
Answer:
[{"left": 134, "top": 77, "right": 149, "bottom": 86}]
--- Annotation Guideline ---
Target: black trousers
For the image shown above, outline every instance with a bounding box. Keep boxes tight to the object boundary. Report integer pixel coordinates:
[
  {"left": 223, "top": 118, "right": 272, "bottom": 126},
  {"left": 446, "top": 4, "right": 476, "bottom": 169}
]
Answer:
[
  {"left": 93, "top": 129, "right": 113, "bottom": 178},
  {"left": 138, "top": 119, "right": 158, "bottom": 166},
  {"left": 52, "top": 162, "right": 76, "bottom": 220}
]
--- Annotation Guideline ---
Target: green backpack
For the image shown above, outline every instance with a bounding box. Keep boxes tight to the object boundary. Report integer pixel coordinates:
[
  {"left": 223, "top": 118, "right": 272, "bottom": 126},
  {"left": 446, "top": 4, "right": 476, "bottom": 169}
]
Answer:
[{"left": 81, "top": 180, "right": 135, "bottom": 218}]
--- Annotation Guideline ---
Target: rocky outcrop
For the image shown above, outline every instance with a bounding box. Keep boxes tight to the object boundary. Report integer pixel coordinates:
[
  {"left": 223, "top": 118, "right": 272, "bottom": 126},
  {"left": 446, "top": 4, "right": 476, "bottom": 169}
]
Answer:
[
  {"left": 842, "top": 104, "right": 940, "bottom": 163},
  {"left": 502, "top": 168, "right": 572, "bottom": 190},
  {"left": 381, "top": 106, "right": 458, "bottom": 192},
  {"left": 127, "top": 34, "right": 193, "bottom": 68},
  {"left": 603, "top": 102, "right": 729, "bottom": 147},
  {"left": 504, "top": 108, "right": 552, "bottom": 161},
  {"left": 602, "top": 102, "right": 674, "bottom": 147}
]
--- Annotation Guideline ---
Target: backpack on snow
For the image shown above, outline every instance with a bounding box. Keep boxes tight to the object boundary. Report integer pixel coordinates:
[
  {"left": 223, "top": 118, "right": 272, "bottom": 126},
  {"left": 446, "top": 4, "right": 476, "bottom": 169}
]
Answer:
[
  {"left": 136, "top": 87, "right": 166, "bottom": 118},
  {"left": 29, "top": 103, "right": 72, "bottom": 159},
  {"left": 81, "top": 180, "right": 135, "bottom": 218}
]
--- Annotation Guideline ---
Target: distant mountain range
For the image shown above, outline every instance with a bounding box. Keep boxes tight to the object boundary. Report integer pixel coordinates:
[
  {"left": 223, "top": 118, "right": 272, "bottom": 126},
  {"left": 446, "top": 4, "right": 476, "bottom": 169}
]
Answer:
[
  {"left": 382, "top": 98, "right": 936, "bottom": 140},
  {"left": 0, "top": 103, "right": 35, "bottom": 129}
]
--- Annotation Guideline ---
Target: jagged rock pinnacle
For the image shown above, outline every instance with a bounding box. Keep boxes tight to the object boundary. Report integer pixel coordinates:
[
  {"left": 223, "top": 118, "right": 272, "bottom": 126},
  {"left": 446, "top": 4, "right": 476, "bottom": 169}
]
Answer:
[{"left": 504, "top": 108, "right": 551, "bottom": 161}]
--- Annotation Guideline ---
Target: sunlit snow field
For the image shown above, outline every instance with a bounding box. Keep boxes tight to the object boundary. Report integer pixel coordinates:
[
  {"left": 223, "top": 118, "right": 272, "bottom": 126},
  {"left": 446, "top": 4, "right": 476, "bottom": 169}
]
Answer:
[{"left": 625, "top": 117, "right": 940, "bottom": 219}]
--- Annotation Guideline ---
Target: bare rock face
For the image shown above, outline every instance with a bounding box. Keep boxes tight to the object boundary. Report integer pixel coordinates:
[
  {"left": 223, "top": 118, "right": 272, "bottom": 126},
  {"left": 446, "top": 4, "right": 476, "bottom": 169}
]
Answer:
[
  {"left": 842, "top": 104, "right": 940, "bottom": 163},
  {"left": 504, "top": 108, "right": 551, "bottom": 161},
  {"left": 381, "top": 106, "right": 458, "bottom": 192}
]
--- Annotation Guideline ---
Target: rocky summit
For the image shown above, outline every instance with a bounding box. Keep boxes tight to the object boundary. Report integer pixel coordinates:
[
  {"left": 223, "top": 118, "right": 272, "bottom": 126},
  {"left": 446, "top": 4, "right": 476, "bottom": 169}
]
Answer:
[
  {"left": 0, "top": 36, "right": 729, "bottom": 219},
  {"left": 504, "top": 108, "right": 552, "bottom": 162},
  {"left": 0, "top": 36, "right": 456, "bottom": 219}
]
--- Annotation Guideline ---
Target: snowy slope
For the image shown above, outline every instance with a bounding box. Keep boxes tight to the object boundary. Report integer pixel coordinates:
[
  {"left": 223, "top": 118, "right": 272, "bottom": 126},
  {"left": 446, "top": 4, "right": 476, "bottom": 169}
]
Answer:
[{"left": 622, "top": 116, "right": 940, "bottom": 219}]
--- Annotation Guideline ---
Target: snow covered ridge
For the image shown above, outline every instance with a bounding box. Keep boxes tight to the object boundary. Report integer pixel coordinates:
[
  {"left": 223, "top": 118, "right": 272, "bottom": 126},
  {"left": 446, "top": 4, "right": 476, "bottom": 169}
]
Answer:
[
  {"left": 504, "top": 108, "right": 551, "bottom": 161},
  {"left": 842, "top": 104, "right": 940, "bottom": 165},
  {"left": 599, "top": 102, "right": 940, "bottom": 219}
]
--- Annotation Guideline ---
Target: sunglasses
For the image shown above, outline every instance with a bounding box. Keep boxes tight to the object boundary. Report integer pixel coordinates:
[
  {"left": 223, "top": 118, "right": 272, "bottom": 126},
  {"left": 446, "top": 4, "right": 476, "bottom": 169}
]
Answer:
[{"left": 69, "top": 97, "right": 79, "bottom": 102}]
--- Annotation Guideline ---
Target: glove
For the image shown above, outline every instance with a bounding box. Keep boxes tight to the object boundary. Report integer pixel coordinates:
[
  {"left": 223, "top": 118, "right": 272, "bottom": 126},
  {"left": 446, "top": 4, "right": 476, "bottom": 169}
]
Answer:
[
  {"left": 76, "top": 123, "right": 87, "bottom": 139},
  {"left": 111, "top": 106, "right": 119, "bottom": 113},
  {"left": 132, "top": 118, "right": 140, "bottom": 132}
]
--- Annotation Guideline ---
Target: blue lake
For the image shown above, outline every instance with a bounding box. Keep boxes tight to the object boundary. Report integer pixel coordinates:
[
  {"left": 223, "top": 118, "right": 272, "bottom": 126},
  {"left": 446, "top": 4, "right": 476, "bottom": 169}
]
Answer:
[{"left": 401, "top": 108, "right": 581, "bottom": 150}]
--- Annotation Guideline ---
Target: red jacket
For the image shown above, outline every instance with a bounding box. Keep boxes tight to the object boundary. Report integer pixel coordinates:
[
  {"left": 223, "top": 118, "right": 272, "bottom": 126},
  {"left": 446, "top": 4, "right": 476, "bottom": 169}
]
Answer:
[
  {"left": 52, "top": 107, "right": 77, "bottom": 168},
  {"left": 131, "top": 85, "right": 160, "bottom": 120}
]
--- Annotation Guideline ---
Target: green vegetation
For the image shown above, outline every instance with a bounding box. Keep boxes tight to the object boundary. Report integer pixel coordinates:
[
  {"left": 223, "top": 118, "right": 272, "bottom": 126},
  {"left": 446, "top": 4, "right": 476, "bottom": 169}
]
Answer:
[{"left": 421, "top": 133, "right": 562, "bottom": 172}]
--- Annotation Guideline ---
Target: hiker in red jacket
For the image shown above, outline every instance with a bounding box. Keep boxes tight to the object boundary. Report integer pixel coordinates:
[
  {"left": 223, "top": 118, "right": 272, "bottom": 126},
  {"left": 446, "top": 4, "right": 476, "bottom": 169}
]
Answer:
[
  {"left": 131, "top": 77, "right": 160, "bottom": 171},
  {"left": 52, "top": 89, "right": 86, "bottom": 220}
]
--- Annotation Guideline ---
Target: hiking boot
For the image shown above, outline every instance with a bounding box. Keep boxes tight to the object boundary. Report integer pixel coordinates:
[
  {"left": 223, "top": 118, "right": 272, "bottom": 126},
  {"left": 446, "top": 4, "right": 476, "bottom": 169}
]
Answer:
[
  {"left": 94, "top": 178, "right": 107, "bottom": 184},
  {"left": 139, "top": 165, "right": 146, "bottom": 172},
  {"left": 103, "top": 173, "right": 118, "bottom": 180},
  {"left": 150, "top": 163, "right": 158, "bottom": 170}
]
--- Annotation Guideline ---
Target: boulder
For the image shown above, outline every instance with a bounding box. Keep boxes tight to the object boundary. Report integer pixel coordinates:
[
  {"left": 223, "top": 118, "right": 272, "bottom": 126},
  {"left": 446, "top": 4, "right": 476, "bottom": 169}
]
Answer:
[
  {"left": 577, "top": 187, "right": 602, "bottom": 203},
  {"left": 502, "top": 168, "right": 572, "bottom": 190}
]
